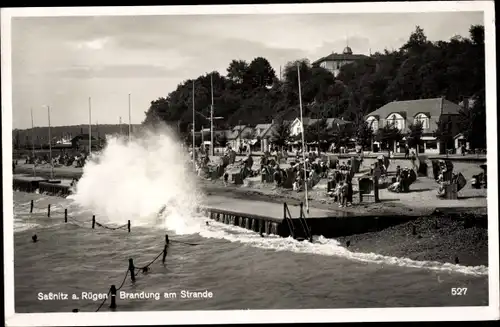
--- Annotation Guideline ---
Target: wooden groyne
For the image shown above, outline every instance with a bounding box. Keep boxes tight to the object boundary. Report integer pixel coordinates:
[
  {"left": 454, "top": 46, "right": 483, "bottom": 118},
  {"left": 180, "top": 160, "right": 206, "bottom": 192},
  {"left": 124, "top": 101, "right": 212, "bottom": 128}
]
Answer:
[
  {"left": 38, "top": 181, "right": 72, "bottom": 197},
  {"left": 14, "top": 176, "right": 72, "bottom": 197},
  {"left": 199, "top": 204, "right": 417, "bottom": 239},
  {"left": 13, "top": 176, "right": 50, "bottom": 193}
]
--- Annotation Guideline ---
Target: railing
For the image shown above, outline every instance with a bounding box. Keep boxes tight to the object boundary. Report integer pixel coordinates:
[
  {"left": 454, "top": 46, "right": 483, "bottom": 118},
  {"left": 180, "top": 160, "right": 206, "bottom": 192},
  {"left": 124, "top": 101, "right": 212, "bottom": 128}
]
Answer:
[
  {"left": 298, "top": 202, "right": 313, "bottom": 242},
  {"left": 25, "top": 200, "right": 207, "bottom": 312},
  {"left": 283, "top": 202, "right": 312, "bottom": 242},
  {"left": 283, "top": 202, "right": 296, "bottom": 239}
]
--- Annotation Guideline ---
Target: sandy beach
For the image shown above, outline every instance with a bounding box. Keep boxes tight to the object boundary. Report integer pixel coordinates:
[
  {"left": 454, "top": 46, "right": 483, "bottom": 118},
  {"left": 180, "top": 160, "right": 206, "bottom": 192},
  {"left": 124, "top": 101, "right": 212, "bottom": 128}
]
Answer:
[{"left": 12, "top": 159, "right": 488, "bottom": 267}]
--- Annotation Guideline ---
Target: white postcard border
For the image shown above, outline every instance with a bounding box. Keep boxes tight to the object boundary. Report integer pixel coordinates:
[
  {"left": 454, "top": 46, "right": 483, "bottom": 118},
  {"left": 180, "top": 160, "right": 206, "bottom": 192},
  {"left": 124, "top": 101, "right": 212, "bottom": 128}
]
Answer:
[{"left": 2, "top": 2, "right": 498, "bottom": 325}]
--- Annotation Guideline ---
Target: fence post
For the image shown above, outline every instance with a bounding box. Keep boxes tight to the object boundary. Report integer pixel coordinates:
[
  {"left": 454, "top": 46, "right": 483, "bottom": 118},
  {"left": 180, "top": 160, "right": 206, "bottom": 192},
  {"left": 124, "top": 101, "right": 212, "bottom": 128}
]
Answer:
[
  {"left": 128, "top": 220, "right": 131, "bottom": 233},
  {"left": 162, "top": 244, "right": 168, "bottom": 264},
  {"left": 283, "top": 203, "right": 286, "bottom": 219},
  {"left": 47, "top": 204, "right": 51, "bottom": 217},
  {"left": 64, "top": 209, "right": 68, "bottom": 223},
  {"left": 92, "top": 215, "right": 96, "bottom": 229},
  {"left": 300, "top": 202, "right": 304, "bottom": 218},
  {"left": 30, "top": 200, "right": 34, "bottom": 213},
  {"left": 109, "top": 285, "right": 117, "bottom": 309},
  {"left": 128, "top": 258, "right": 135, "bottom": 282}
]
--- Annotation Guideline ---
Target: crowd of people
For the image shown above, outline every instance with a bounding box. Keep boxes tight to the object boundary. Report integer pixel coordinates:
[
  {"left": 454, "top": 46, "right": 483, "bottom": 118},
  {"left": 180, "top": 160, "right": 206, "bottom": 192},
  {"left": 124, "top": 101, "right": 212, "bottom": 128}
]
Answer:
[
  {"left": 387, "top": 166, "right": 417, "bottom": 193},
  {"left": 188, "top": 144, "right": 483, "bottom": 204},
  {"left": 22, "top": 149, "right": 89, "bottom": 168}
]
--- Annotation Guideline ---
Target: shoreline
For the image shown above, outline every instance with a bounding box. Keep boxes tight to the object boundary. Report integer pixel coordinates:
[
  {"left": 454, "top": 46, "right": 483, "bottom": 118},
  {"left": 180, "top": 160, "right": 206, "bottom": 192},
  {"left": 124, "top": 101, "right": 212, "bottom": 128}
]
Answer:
[
  {"left": 12, "top": 164, "right": 488, "bottom": 217},
  {"left": 12, "top": 165, "right": 488, "bottom": 268}
]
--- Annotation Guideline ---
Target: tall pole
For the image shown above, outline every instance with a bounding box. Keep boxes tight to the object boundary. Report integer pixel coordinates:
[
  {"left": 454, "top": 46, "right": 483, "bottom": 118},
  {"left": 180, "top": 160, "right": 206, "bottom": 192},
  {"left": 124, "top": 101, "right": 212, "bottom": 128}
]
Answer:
[
  {"left": 47, "top": 105, "right": 54, "bottom": 179},
  {"left": 192, "top": 81, "right": 196, "bottom": 169},
  {"left": 297, "top": 62, "right": 309, "bottom": 214},
  {"left": 210, "top": 73, "right": 214, "bottom": 156},
  {"left": 30, "top": 108, "right": 36, "bottom": 177},
  {"left": 128, "top": 93, "right": 132, "bottom": 142},
  {"left": 201, "top": 125, "right": 204, "bottom": 150},
  {"left": 88, "top": 97, "right": 92, "bottom": 155}
]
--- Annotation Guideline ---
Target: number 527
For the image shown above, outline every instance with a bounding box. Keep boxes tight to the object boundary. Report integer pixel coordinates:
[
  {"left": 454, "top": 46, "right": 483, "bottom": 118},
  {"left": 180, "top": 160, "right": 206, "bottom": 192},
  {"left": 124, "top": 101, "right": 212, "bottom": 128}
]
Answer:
[{"left": 451, "top": 288, "right": 468, "bottom": 296}]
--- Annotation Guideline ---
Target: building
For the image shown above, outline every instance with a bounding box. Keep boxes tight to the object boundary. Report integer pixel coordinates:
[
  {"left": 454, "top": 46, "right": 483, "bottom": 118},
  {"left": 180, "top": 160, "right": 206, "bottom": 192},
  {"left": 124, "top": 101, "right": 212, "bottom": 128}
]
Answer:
[
  {"left": 227, "top": 124, "right": 251, "bottom": 151},
  {"left": 365, "top": 97, "right": 463, "bottom": 154},
  {"left": 254, "top": 122, "right": 276, "bottom": 152},
  {"left": 312, "top": 46, "right": 368, "bottom": 77},
  {"left": 71, "top": 134, "right": 105, "bottom": 151},
  {"left": 288, "top": 117, "right": 353, "bottom": 151},
  {"left": 289, "top": 117, "right": 351, "bottom": 137}
]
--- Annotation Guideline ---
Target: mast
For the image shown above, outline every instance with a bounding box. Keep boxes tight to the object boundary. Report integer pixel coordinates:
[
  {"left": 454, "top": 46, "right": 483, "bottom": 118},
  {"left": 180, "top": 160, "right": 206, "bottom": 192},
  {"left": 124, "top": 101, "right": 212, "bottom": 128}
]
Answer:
[
  {"left": 192, "top": 81, "right": 196, "bottom": 169},
  {"left": 297, "top": 62, "right": 309, "bottom": 213},
  {"left": 88, "top": 97, "right": 92, "bottom": 155},
  {"left": 30, "top": 108, "right": 36, "bottom": 177}
]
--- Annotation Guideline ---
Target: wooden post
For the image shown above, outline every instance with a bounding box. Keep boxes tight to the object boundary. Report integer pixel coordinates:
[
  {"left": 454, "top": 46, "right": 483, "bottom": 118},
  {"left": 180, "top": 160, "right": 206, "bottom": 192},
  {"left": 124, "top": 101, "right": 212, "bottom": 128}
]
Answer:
[
  {"left": 64, "top": 209, "right": 68, "bottom": 223},
  {"left": 162, "top": 244, "right": 168, "bottom": 264},
  {"left": 47, "top": 204, "right": 51, "bottom": 217},
  {"left": 92, "top": 215, "right": 95, "bottom": 229},
  {"left": 165, "top": 234, "right": 169, "bottom": 245},
  {"left": 109, "top": 285, "right": 117, "bottom": 309},
  {"left": 283, "top": 203, "right": 287, "bottom": 219},
  {"left": 300, "top": 202, "right": 304, "bottom": 218},
  {"left": 128, "top": 258, "right": 135, "bottom": 282},
  {"left": 128, "top": 220, "right": 131, "bottom": 233},
  {"left": 30, "top": 200, "right": 34, "bottom": 213}
]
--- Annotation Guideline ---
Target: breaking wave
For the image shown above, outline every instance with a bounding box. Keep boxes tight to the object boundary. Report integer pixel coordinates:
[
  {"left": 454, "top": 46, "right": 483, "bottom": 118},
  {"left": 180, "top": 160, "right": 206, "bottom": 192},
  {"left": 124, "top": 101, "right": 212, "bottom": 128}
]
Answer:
[
  {"left": 68, "top": 124, "right": 204, "bottom": 233},
  {"left": 16, "top": 123, "right": 486, "bottom": 277}
]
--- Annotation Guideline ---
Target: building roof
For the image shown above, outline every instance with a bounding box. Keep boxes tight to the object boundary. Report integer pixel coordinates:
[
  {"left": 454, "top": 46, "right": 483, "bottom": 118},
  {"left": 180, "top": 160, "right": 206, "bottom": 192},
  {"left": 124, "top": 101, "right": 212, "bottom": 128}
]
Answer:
[
  {"left": 313, "top": 52, "right": 368, "bottom": 65},
  {"left": 292, "top": 117, "right": 352, "bottom": 129},
  {"left": 255, "top": 123, "right": 274, "bottom": 138},
  {"left": 365, "top": 97, "right": 462, "bottom": 133},
  {"left": 227, "top": 125, "right": 248, "bottom": 140}
]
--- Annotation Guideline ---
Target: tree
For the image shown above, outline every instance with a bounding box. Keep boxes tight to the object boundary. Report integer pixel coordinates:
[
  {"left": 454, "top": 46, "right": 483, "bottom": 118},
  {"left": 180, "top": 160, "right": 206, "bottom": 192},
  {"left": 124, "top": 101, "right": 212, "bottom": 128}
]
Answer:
[
  {"left": 434, "top": 117, "right": 454, "bottom": 155},
  {"left": 270, "top": 120, "right": 291, "bottom": 150},
  {"left": 458, "top": 91, "right": 486, "bottom": 150},
  {"left": 407, "top": 121, "right": 424, "bottom": 151},
  {"left": 140, "top": 23, "right": 485, "bottom": 150},
  {"left": 247, "top": 57, "right": 276, "bottom": 88},
  {"left": 375, "top": 124, "right": 403, "bottom": 155},
  {"left": 327, "top": 123, "right": 354, "bottom": 151},
  {"left": 305, "top": 118, "right": 333, "bottom": 153},
  {"left": 227, "top": 60, "right": 249, "bottom": 84},
  {"left": 355, "top": 120, "right": 374, "bottom": 150}
]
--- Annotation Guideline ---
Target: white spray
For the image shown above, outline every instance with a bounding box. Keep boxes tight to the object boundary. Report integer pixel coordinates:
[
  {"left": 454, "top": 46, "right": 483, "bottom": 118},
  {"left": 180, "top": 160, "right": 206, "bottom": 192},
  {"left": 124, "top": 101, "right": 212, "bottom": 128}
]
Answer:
[{"left": 69, "top": 125, "right": 205, "bottom": 234}]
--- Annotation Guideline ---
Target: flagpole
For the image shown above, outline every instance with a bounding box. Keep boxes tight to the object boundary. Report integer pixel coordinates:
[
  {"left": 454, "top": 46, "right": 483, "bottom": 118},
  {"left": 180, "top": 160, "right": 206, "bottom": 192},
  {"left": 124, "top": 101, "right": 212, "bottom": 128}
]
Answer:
[
  {"left": 192, "top": 80, "right": 196, "bottom": 169},
  {"left": 128, "top": 93, "right": 132, "bottom": 142},
  {"left": 30, "top": 108, "right": 36, "bottom": 177},
  {"left": 297, "top": 62, "right": 309, "bottom": 214},
  {"left": 47, "top": 105, "right": 54, "bottom": 180},
  {"left": 88, "top": 97, "right": 92, "bottom": 156},
  {"left": 210, "top": 73, "right": 214, "bottom": 156}
]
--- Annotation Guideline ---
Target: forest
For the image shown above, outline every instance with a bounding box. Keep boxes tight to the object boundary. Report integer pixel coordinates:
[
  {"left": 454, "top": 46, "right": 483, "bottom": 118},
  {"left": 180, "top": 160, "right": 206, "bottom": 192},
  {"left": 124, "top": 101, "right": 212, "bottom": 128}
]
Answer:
[{"left": 142, "top": 25, "right": 486, "bottom": 150}]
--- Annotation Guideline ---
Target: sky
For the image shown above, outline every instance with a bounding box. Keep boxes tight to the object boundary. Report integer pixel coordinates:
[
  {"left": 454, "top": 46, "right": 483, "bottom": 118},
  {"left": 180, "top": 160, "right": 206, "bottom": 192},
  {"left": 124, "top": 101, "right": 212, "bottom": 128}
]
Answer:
[{"left": 8, "top": 10, "right": 484, "bottom": 129}]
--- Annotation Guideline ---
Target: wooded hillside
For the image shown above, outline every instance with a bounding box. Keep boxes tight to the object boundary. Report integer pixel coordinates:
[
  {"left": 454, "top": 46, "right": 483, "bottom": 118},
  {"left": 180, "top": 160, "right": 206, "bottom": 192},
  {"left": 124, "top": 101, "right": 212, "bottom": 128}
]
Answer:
[{"left": 143, "top": 25, "right": 486, "bottom": 148}]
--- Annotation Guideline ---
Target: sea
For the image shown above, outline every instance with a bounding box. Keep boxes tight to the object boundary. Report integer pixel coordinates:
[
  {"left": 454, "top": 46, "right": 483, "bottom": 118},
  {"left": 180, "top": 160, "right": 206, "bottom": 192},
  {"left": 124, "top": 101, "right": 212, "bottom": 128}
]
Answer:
[{"left": 12, "top": 129, "right": 489, "bottom": 313}]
